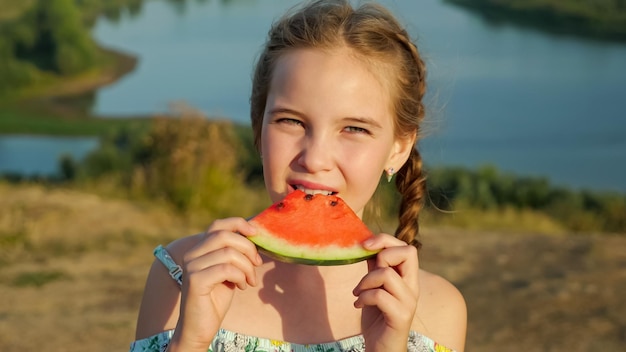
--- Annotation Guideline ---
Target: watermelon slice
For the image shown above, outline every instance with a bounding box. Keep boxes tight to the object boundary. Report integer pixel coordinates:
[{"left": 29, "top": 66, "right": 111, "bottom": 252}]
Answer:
[{"left": 248, "top": 190, "right": 379, "bottom": 265}]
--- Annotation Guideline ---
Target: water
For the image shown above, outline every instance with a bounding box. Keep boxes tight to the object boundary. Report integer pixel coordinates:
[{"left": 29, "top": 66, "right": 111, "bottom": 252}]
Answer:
[
  {"left": 0, "top": 136, "right": 99, "bottom": 177},
  {"left": 3, "top": 0, "right": 626, "bottom": 192},
  {"left": 91, "top": 0, "right": 297, "bottom": 121}
]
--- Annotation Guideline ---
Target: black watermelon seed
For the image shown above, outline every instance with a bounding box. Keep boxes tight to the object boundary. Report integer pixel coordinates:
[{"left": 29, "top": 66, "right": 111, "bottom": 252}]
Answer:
[
  {"left": 330, "top": 200, "right": 338, "bottom": 206},
  {"left": 304, "top": 194, "right": 314, "bottom": 201},
  {"left": 276, "top": 202, "right": 285, "bottom": 209}
]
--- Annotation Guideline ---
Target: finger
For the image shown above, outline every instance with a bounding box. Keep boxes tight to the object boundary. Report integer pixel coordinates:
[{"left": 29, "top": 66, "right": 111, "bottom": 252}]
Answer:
[
  {"left": 353, "top": 267, "right": 415, "bottom": 303},
  {"left": 363, "top": 233, "right": 407, "bottom": 271},
  {"left": 185, "top": 246, "right": 259, "bottom": 287},
  {"left": 360, "top": 244, "right": 420, "bottom": 306},
  {"left": 363, "top": 233, "right": 419, "bottom": 284},
  {"left": 187, "top": 227, "right": 262, "bottom": 266},
  {"left": 354, "top": 288, "right": 415, "bottom": 327},
  {"left": 185, "top": 262, "right": 250, "bottom": 291},
  {"left": 362, "top": 232, "right": 407, "bottom": 251},
  {"left": 375, "top": 245, "right": 419, "bottom": 275},
  {"left": 207, "top": 217, "right": 258, "bottom": 237}
]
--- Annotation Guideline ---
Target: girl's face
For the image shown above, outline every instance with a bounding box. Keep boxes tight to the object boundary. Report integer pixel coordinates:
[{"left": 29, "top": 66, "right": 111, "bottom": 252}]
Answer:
[{"left": 261, "top": 47, "right": 414, "bottom": 217}]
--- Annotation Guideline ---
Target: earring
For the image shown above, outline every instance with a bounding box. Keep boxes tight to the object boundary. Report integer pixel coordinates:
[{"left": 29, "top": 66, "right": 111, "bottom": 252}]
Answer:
[{"left": 385, "top": 167, "right": 395, "bottom": 183}]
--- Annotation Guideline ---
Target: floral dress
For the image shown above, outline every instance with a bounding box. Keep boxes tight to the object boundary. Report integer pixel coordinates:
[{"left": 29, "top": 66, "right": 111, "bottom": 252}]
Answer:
[
  {"left": 129, "top": 246, "right": 456, "bottom": 352},
  {"left": 129, "top": 328, "right": 454, "bottom": 352}
]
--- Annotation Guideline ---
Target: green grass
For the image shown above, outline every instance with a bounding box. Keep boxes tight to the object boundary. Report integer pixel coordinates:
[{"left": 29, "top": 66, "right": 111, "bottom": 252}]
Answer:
[
  {"left": 0, "top": 104, "right": 151, "bottom": 136},
  {"left": 11, "top": 270, "right": 70, "bottom": 288},
  {"left": 422, "top": 205, "right": 567, "bottom": 235}
]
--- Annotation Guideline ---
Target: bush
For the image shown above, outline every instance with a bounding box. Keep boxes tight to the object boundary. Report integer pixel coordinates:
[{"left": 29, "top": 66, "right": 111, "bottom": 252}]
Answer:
[
  {"left": 71, "top": 112, "right": 265, "bottom": 216},
  {"left": 62, "top": 116, "right": 625, "bottom": 234},
  {"left": 426, "top": 165, "right": 626, "bottom": 234}
]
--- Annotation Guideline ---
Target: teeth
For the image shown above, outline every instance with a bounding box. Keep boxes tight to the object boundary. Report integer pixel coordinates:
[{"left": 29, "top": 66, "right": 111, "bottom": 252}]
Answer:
[{"left": 294, "top": 185, "right": 333, "bottom": 196}]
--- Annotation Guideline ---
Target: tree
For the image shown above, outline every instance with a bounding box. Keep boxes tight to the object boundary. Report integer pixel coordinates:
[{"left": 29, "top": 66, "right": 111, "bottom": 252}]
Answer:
[
  {"left": 37, "top": 0, "right": 98, "bottom": 74},
  {"left": 7, "top": 0, "right": 97, "bottom": 74}
]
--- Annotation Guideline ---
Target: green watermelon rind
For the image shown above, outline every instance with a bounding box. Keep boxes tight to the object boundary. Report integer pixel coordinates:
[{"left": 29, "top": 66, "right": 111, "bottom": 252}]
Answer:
[
  {"left": 248, "top": 223, "right": 380, "bottom": 266},
  {"left": 256, "top": 247, "right": 378, "bottom": 266}
]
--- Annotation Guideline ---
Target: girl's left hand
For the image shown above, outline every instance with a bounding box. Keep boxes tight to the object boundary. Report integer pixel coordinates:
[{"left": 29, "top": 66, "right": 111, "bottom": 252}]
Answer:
[{"left": 353, "top": 233, "right": 420, "bottom": 352}]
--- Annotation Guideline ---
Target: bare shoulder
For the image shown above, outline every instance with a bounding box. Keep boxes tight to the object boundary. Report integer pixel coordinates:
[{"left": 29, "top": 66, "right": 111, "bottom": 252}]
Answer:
[
  {"left": 413, "top": 269, "right": 467, "bottom": 352},
  {"left": 134, "top": 233, "right": 204, "bottom": 340}
]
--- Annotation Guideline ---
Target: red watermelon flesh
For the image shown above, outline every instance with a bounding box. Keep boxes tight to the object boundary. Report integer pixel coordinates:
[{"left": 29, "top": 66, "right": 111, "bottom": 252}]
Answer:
[{"left": 248, "top": 190, "right": 379, "bottom": 265}]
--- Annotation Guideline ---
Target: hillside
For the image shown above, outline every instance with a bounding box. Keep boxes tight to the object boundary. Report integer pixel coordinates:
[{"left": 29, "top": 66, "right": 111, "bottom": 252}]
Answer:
[
  {"left": 0, "top": 0, "right": 34, "bottom": 21},
  {"left": 445, "top": 0, "right": 626, "bottom": 42},
  {"left": 0, "top": 182, "right": 624, "bottom": 351}
]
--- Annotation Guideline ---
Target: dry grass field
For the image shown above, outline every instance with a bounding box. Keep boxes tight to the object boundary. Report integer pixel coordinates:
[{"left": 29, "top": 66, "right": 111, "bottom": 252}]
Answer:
[{"left": 0, "top": 182, "right": 624, "bottom": 351}]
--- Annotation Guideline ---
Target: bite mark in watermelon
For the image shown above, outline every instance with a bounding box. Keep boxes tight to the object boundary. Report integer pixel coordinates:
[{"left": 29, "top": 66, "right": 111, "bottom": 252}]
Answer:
[{"left": 248, "top": 190, "right": 379, "bottom": 265}]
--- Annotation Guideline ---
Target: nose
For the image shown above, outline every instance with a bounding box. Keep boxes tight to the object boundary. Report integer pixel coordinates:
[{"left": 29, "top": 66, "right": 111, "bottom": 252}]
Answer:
[{"left": 296, "top": 133, "right": 334, "bottom": 173}]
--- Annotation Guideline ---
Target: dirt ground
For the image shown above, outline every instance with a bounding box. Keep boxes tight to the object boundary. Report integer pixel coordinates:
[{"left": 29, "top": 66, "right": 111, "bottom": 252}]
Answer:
[
  {"left": 0, "top": 183, "right": 624, "bottom": 351},
  {"left": 420, "top": 229, "right": 626, "bottom": 351}
]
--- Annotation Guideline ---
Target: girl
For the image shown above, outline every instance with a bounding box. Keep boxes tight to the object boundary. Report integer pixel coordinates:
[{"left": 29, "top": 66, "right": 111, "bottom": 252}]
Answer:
[{"left": 131, "top": 1, "right": 467, "bottom": 351}]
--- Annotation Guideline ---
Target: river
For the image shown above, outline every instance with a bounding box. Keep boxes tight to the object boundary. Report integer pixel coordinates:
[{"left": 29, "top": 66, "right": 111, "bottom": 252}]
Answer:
[{"left": 1, "top": 0, "right": 625, "bottom": 192}]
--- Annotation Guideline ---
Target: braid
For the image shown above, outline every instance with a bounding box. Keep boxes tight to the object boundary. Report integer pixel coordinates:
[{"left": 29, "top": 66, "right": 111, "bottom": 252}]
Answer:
[
  {"left": 395, "top": 148, "right": 427, "bottom": 249},
  {"left": 392, "top": 30, "right": 428, "bottom": 250}
]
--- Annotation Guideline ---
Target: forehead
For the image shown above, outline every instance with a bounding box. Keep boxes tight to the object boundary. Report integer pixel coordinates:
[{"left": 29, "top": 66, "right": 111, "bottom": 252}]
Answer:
[{"left": 267, "top": 47, "right": 394, "bottom": 122}]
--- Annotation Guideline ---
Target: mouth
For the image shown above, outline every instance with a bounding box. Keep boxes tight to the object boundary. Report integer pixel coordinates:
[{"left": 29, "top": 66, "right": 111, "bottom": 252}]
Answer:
[{"left": 291, "top": 184, "right": 337, "bottom": 196}]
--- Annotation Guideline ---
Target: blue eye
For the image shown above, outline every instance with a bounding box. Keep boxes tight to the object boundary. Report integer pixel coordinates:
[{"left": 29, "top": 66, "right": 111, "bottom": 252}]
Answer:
[
  {"left": 344, "top": 126, "right": 370, "bottom": 134},
  {"left": 277, "top": 118, "right": 303, "bottom": 126}
]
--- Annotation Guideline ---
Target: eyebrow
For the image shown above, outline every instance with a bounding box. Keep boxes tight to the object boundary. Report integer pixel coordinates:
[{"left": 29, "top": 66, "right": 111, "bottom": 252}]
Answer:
[{"left": 267, "top": 107, "right": 305, "bottom": 118}]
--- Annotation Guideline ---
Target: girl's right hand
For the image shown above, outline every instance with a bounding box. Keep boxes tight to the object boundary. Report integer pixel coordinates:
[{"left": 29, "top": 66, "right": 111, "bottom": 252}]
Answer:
[{"left": 168, "top": 217, "right": 262, "bottom": 352}]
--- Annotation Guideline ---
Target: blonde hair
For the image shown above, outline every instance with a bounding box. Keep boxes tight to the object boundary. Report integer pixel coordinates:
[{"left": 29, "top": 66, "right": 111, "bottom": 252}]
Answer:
[{"left": 250, "top": 0, "right": 427, "bottom": 248}]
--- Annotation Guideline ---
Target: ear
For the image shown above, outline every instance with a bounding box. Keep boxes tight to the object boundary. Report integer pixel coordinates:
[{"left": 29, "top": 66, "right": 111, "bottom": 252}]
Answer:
[{"left": 387, "top": 132, "right": 416, "bottom": 171}]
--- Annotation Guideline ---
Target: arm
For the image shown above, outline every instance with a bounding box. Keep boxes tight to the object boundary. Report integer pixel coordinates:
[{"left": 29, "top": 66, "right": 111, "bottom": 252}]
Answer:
[
  {"left": 133, "top": 218, "right": 262, "bottom": 352},
  {"left": 135, "top": 248, "right": 187, "bottom": 340},
  {"left": 414, "top": 271, "right": 467, "bottom": 352}
]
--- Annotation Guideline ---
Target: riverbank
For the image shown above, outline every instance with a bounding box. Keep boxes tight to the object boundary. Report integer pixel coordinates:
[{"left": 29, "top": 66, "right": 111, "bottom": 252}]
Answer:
[
  {"left": 445, "top": 0, "right": 626, "bottom": 42},
  {"left": 0, "top": 46, "right": 151, "bottom": 137},
  {"left": 8, "top": 46, "right": 137, "bottom": 102}
]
